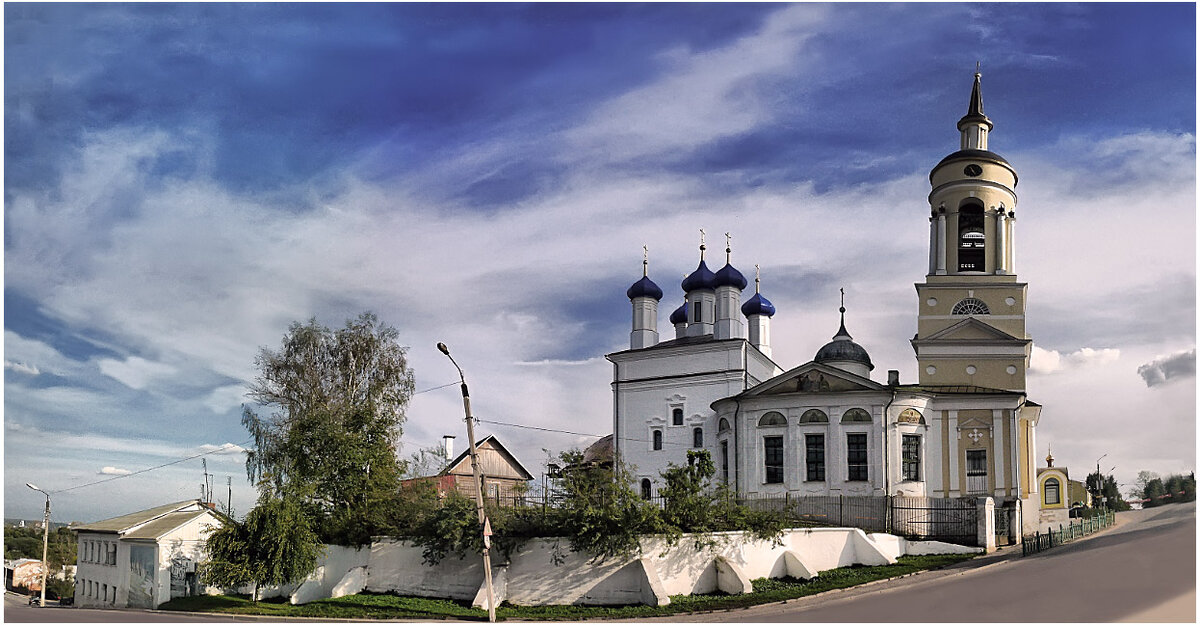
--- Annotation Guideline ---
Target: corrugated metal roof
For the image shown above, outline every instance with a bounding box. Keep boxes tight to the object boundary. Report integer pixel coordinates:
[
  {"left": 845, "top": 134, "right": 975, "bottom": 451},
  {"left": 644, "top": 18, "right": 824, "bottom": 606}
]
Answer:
[
  {"left": 72, "top": 500, "right": 201, "bottom": 534},
  {"left": 122, "top": 509, "right": 216, "bottom": 540}
]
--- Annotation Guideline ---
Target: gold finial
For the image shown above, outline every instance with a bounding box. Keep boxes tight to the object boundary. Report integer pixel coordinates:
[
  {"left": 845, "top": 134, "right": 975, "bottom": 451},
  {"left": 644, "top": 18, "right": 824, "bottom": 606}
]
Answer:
[
  {"left": 1046, "top": 444, "right": 1054, "bottom": 467},
  {"left": 975, "top": 60, "right": 981, "bottom": 77},
  {"left": 642, "top": 245, "right": 649, "bottom": 277}
]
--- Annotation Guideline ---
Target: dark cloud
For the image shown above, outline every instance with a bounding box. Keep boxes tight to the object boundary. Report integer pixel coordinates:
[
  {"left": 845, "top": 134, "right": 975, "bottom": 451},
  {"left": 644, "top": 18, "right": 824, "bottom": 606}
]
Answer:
[{"left": 1137, "top": 349, "right": 1196, "bottom": 388}]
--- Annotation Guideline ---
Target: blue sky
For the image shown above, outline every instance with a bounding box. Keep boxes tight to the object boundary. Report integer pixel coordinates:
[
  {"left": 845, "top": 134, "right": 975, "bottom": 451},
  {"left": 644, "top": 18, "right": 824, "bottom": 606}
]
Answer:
[{"left": 5, "top": 3, "right": 1195, "bottom": 522}]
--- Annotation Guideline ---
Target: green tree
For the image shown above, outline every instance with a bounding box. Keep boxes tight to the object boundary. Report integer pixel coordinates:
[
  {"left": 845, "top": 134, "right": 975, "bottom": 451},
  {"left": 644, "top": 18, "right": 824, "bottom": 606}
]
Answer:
[
  {"left": 200, "top": 493, "right": 323, "bottom": 602},
  {"left": 242, "top": 312, "right": 415, "bottom": 545},
  {"left": 550, "top": 450, "right": 663, "bottom": 561},
  {"left": 1144, "top": 478, "right": 1166, "bottom": 507},
  {"left": 403, "top": 444, "right": 451, "bottom": 479},
  {"left": 1101, "top": 476, "right": 1129, "bottom": 511},
  {"left": 658, "top": 450, "right": 784, "bottom": 549}
]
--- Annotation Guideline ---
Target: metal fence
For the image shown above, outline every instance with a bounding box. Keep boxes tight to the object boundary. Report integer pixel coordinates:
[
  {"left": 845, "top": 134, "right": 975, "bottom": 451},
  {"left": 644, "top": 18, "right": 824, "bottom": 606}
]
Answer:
[
  {"left": 484, "top": 491, "right": 983, "bottom": 547},
  {"left": 1022, "top": 508, "right": 1114, "bottom": 556}
]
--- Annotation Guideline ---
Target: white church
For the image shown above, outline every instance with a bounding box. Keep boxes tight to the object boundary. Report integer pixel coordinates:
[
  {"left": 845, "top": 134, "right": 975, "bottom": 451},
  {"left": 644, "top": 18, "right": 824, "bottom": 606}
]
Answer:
[{"left": 607, "top": 73, "right": 1044, "bottom": 534}]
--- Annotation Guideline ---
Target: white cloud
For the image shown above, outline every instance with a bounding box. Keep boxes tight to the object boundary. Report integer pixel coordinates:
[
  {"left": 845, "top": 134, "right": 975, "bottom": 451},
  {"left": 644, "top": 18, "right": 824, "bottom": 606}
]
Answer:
[
  {"left": 96, "top": 356, "right": 178, "bottom": 390},
  {"left": 98, "top": 466, "right": 131, "bottom": 476},
  {"left": 1030, "top": 346, "right": 1121, "bottom": 375},
  {"left": 5, "top": 360, "right": 41, "bottom": 375},
  {"left": 198, "top": 442, "right": 246, "bottom": 455},
  {"left": 203, "top": 384, "right": 248, "bottom": 414}
]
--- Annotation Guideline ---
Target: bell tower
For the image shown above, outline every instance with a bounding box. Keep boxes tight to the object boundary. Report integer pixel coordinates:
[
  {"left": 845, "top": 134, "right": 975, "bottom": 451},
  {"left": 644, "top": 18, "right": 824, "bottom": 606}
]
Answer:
[{"left": 912, "top": 71, "right": 1032, "bottom": 391}]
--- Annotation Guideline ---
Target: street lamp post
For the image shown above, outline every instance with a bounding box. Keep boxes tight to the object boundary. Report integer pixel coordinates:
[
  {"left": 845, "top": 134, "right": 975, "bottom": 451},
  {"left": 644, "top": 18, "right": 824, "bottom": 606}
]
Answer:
[
  {"left": 1094, "top": 454, "right": 1108, "bottom": 508},
  {"left": 25, "top": 483, "right": 51, "bottom": 607},
  {"left": 437, "top": 343, "right": 497, "bottom": 623}
]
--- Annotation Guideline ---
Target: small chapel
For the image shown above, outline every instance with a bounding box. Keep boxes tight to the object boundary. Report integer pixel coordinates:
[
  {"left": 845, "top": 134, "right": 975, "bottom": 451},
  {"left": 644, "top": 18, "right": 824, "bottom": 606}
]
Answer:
[{"left": 607, "top": 73, "right": 1044, "bottom": 534}]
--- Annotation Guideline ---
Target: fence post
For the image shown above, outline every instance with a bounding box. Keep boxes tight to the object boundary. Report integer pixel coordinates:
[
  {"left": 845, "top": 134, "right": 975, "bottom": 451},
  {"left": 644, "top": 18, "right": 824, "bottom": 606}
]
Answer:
[
  {"left": 839, "top": 495, "right": 844, "bottom": 527},
  {"left": 976, "top": 497, "right": 996, "bottom": 552}
]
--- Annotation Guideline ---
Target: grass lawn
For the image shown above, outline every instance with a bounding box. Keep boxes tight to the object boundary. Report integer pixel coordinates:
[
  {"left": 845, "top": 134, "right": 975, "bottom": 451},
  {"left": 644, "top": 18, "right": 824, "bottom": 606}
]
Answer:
[{"left": 160, "top": 553, "right": 974, "bottom": 620}]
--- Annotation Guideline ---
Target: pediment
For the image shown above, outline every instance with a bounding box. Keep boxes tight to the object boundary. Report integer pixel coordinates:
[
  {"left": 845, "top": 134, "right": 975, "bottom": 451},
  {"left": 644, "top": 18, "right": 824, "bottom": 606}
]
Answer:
[
  {"left": 923, "top": 318, "right": 1021, "bottom": 342},
  {"left": 745, "top": 362, "right": 885, "bottom": 396}
]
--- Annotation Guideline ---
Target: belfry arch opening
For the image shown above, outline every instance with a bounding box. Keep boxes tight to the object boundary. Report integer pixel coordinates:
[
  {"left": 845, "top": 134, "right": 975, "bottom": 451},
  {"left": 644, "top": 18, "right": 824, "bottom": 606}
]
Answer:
[{"left": 957, "top": 200, "right": 986, "bottom": 272}]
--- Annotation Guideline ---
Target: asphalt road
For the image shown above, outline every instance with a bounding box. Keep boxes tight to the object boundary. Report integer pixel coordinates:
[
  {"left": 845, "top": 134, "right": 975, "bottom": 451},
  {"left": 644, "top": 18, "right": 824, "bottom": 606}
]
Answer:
[
  {"left": 674, "top": 502, "right": 1196, "bottom": 622},
  {"left": 2, "top": 592, "right": 292, "bottom": 623}
]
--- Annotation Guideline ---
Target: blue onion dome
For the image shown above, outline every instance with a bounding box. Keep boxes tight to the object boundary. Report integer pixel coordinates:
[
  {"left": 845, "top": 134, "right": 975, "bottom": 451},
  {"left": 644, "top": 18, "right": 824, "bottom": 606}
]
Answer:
[
  {"left": 681, "top": 260, "right": 717, "bottom": 292},
  {"left": 814, "top": 310, "right": 874, "bottom": 371},
  {"left": 714, "top": 263, "right": 748, "bottom": 290},
  {"left": 669, "top": 302, "right": 688, "bottom": 324},
  {"left": 741, "top": 292, "right": 775, "bottom": 317},
  {"left": 626, "top": 275, "right": 663, "bottom": 300}
]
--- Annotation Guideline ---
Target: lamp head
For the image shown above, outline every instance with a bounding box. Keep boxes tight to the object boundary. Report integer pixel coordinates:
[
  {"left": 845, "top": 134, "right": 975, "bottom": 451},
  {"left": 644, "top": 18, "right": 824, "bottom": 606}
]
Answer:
[
  {"left": 25, "top": 483, "right": 39, "bottom": 492},
  {"left": 437, "top": 342, "right": 450, "bottom": 356}
]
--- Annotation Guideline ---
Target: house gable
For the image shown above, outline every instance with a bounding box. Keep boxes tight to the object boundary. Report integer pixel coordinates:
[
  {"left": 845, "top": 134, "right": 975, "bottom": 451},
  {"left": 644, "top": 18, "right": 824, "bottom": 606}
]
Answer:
[{"left": 441, "top": 435, "right": 534, "bottom": 481}]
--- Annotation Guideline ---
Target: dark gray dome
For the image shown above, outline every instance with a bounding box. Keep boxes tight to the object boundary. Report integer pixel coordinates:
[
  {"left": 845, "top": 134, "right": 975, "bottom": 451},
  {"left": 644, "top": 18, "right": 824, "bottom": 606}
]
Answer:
[{"left": 814, "top": 319, "right": 874, "bottom": 371}]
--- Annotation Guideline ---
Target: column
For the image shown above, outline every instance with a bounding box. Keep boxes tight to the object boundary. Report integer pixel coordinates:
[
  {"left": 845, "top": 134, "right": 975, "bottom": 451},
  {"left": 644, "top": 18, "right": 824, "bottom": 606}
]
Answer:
[
  {"left": 928, "top": 216, "right": 938, "bottom": 274},
  {"left": 936, "top": 212, "right": 947, "bottom": 275},
  {"left": 1007, "top": 212, "right": 1016, "bottom": 275},
  {"left": 995, "top": 210, "right": 1007, "bottom": 275}
]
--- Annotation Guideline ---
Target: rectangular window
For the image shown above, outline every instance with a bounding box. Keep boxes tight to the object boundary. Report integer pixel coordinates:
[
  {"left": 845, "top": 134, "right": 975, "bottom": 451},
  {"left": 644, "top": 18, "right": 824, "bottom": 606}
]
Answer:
[
  {"left": 805, "top": 434, "right": 825, "bottom": 481},
  {"left": 652, "top": 429, "right": 663, "bottom": 451},
  {"left": 763, "top": 436, "right": 784, "bottom": 484},
  {"left": 966, "top": 448, "right": 988, "bottom": 493},
  {"left": 692, "top": 301, "right": 702, "bottom": 323},
  {"left": 847, "top": 433, "right": 868, "bottom": 481},
  {"left": 693, "top": 427, "right": 703, "bottom": 448},
  {"left": 902, "top": 435, "right": 921, "bottom": 481}
]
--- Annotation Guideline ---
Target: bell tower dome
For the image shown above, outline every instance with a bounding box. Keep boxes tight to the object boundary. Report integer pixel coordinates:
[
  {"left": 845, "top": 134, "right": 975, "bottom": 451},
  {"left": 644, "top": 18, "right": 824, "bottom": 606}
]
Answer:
[{"left": 912, "top": 71, "right": 1032, "bottom": 391}]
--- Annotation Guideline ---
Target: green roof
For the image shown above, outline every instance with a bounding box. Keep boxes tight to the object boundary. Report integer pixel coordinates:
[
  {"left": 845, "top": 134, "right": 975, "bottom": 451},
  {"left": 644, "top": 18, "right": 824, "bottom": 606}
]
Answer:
[
  {"left": 122, "top": 509, "right": 217, "bottom": 540},
  {"left": 72, "top": 500, "right": 203, "bottom": 534}
]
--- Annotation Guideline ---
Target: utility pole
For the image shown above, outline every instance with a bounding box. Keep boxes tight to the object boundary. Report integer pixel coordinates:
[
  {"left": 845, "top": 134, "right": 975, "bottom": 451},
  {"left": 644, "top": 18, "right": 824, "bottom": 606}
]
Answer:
[
  {"left": 227, "top": 476, "right": 233, "bottom": 515},
  {"left": 26, "top": 483, "right": 50, "bottom": 607},
  {"left": 438, "top": 343, "right": 497, "bottom": 622}
]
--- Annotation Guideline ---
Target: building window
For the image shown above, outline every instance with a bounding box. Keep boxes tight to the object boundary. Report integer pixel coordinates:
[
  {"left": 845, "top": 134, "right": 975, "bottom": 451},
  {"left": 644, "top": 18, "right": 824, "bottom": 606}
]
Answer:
[
  {"left": 1044, "top": 477, "right": 1061, "bottom": 505},
  {"left": 805, "top": 434, "right": 825, "bottom": 481},
  {"left": 799, "top": 409, "right": 828, "bottom": 423},
  {"left": 718, "top": 417, "right": 730, "bottom": 433},
  {"left": 764, "top": 436, "right": 784, "bottom": 484},
  {"left": 641, "top": 479, "right": 652, "bottom": 500},
  {"left": 841, "top": 408, "right": 871, "bottom": 423},
  {"left": 958, "top": 201, "right": 985, "bottom": 271},
  {"left": 966, "top": 449, "right": 988, "bottom": 493},
  {"left": 952, "top": 297, "right": 990, "bottom": 315},
  {"left": 672, "top": 407, "right": 684, "bottom": 426},
  {"left": 109, "top": 543, "right": 117, "bottom": 565},
  {"left": 720, "top": 441, "right": 729, "bottom": 483},
  {"left": 847, "top": 433, "right": 868, "bottom": 481},
  {"left": 692, "top": 301, "right": 702, "bottom": 323},
  {"left": 652, "top": 429, "right": 663, "bottom": 451},
  {"left": 758, "top": 411, "right": 786, "bottom": 427},
  {"left": 902, "top": 435, "right": 921, "bottom": 481},
  {"left": 693, "top": 427, "right": 703, "bottom": 448}
]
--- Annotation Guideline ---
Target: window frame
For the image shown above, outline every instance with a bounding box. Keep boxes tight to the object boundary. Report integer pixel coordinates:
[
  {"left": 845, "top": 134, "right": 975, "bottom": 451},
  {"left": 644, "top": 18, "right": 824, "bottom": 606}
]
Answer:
[
  {"left": 846, "top": 432, "right": 869, "bottom": 481},
  {"left": 763, "top": 435, "right": 784, "bottom": 484},
  {"left": 805, "top": 433, "right": 826, "bottom": 482},
  {"left": 692, "top": 427, "right": 703, "bottom": 448},
  {"left": 901, "top": 434, "right": 921, "bottom": 482},
  {"left": 1044, "top": 477, "right": 1061, "bottom": 505}
]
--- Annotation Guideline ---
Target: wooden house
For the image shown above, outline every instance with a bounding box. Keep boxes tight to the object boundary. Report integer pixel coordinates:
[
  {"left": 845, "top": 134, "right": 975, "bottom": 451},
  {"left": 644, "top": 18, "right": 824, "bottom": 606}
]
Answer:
[{"left": 406, "top": 435, "right": 534, "bottom": 503}]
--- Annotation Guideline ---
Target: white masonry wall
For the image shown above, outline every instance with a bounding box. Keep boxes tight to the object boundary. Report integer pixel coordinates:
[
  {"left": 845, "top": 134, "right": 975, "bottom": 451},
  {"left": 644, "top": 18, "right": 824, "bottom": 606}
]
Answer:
[{"left": 297, "top": 527, "right": 980, "bottom": 607}]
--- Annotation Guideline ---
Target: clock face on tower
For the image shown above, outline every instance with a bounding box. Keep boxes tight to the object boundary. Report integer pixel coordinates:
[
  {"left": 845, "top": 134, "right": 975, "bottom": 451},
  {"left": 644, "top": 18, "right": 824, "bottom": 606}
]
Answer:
[{"left": 963, "top": 164, "right": 983, "bottom": 177}]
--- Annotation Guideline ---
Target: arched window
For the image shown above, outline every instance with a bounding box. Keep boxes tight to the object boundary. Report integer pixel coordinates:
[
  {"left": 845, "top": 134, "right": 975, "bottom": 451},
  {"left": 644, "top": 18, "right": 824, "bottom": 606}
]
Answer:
[
  {"left": 641, "top": 479, "right": 652, "bottom": 500},
  {"left": 958, "top": 201, "right": 985, "bottom": 272},
  {"left": 693, "top": 427, "right": 704, "bottom": 448},
  {"left": 1044, "top": 477, "right": 1061, "bottom": 505},
  {"left": 718, "top": 417, "right": 731, "bottom": 433},
  {"left": 652, "top": 430, "right": 663, "bottom": 451},
  {"left": 841, "top": 408, "right": 872, "bottom": 423},
  {"left": 897, "top": 408, "right": 925, "bottom": 424},
  {"left": 799, "top": 409, "right": 829, "bottom": 423},
  {"left": 672, "top": 408, "right": 684, "bottom": 426},
  {"left": 758, "top": 411, "right": 786, "bottom": 426},
  {"left": 952, "top": 297, "right": 990, "bottom": 315}
]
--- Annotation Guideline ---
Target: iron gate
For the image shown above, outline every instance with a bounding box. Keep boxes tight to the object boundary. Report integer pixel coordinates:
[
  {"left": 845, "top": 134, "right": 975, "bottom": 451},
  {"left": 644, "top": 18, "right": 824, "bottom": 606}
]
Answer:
[{"left": 994, "top": 503, "right": 1015, "bottom": 546}]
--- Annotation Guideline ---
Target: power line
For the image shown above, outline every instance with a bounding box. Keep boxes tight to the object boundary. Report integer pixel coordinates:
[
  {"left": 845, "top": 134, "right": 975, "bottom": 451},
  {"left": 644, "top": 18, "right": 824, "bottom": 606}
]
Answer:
[
  {"left": 475, "top": 418, "right": 605, "bottom": 439},
  {"left": 50, "top": 436, "right": 256, "bottom": 495}
]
